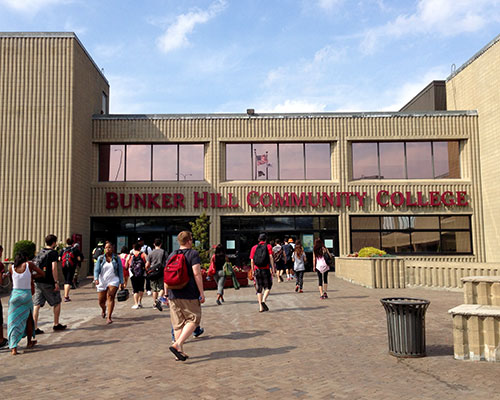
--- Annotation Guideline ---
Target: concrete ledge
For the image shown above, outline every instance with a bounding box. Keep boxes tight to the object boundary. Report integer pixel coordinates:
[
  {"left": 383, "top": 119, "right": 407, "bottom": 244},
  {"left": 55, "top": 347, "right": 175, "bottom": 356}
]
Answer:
[
  {"left": 336, "top": 257, "right": 405, "bottom": 289},
  {"left": 449, "top": 304, "right": 500, "bottom": 362},
  {"left": 462, "top": 276, "right": 500, "bottom": 306}
]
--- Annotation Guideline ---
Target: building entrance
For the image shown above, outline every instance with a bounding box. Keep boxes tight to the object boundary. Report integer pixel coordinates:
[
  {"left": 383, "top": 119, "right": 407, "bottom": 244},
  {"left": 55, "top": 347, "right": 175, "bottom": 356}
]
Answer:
[{"left": 221, "top": 215, "right": 338, "bottom": 270}]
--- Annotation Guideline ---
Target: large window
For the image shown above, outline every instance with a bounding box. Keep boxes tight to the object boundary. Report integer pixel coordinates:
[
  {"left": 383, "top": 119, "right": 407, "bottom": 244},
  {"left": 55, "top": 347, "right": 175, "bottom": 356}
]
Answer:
[
  {"left": 350, "top": 215, "right": 472, "bottom": 255},
  {"left": 352, "top": 141, "right": 460, "bottom": 180},
  {"left": 225, "top": 143, "right": 331, "bottom": 181},
  {"left": 99, "top": 144, "right": 204, "bottom": 182}
]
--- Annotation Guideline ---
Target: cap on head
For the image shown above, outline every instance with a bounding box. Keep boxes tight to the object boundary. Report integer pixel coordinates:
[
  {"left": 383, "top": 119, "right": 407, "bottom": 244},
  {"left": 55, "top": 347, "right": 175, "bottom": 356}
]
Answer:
[
  {"left": 288, "top": 238, "right": 294, "bottom": 243},
  {"left": 258, "top": 233, "right": 267, "bottom": 242},
  {"left": 137, "top": 237, "right": 144, "bottom": 242},
  {"left": 97, "top": 241, "right": 104, "bottom": 246}
]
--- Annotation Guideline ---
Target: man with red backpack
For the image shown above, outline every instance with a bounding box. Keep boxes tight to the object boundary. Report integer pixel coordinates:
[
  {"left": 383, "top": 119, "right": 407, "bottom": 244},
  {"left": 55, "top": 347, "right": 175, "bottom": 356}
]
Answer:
[
  {"left": 165, "top": 231, "right": 205, "bottom": 362},
  {"left": 59, "top": 238, "right": 81, "bottom": 302},
  {"left": 250, "top": 233, "right": 275, "bottom": 313}
]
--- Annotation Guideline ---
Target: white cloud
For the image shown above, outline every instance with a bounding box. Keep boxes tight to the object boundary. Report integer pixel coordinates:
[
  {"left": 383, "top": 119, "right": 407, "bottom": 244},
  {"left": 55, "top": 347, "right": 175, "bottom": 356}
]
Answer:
[
  {"left": 157, "top": 0, "right": 227, "bottom": 54},
  {"left": 360, "top": 0, "right": 500, "bottom": 54},
  {"left": 317, "top": 0, "right": 344, "bottom": 10},
  {"left": 0, "top": 0, "right": 71, "bottom": 14},
  {"left": 259, "top": 99, "right": 327, "bottom": 113}
]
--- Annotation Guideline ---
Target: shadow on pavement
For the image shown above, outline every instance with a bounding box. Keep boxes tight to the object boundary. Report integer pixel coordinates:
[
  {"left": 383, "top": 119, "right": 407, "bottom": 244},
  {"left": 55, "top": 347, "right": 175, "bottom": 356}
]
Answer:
[
  {"left": 22, "top": 339, "right": 121, "bottom": 352},
  {"left": 426, "top": 344, "right": 454, "bottom": 357},
  {"left": 188, "top": 345, "right": 296, "bottom": 363},
  {"left": 270, "top": 306, "right": 328, "bottom": 313},
  {"left": 0, "top": 376, "right": 16, "bottom": 382},
  {"left": 195, "top": 329, "right": 269, "bottom": 341},
  {"left": 333, "top": 296, "right": 369, "bottom": 300}
]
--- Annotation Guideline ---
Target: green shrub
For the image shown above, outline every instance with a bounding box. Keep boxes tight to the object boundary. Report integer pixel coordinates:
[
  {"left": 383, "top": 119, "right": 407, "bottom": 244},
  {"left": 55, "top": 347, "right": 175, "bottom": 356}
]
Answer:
[
  {"left": 358, "top": 247, "right": 386, "bottom": 257},
  {"left": 12, "top": 240, "right": 37, "bottom": 260}
]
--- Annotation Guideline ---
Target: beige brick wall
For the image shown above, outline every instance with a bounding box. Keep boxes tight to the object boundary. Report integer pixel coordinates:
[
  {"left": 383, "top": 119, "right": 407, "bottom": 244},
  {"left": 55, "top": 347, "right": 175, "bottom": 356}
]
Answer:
[{"left": 447, "top": 35, "right": 500, "bottom": 262}]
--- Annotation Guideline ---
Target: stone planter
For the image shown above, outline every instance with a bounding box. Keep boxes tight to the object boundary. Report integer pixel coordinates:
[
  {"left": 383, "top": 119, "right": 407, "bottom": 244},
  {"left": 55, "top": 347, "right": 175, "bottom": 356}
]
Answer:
[{"left": 336, "top": 257, "right": 405, "bottom": 289}]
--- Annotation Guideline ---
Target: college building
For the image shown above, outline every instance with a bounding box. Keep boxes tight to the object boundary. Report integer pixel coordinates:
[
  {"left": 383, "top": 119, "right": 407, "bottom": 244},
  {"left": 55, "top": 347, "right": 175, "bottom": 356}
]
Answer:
[{"left": 1, "top": 32, "right": 500, "bottom": 276}]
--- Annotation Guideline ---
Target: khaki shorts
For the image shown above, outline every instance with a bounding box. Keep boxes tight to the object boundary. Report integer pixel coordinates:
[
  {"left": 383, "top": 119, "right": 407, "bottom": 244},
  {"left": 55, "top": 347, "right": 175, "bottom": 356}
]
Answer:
[
  {"left": 169, "top": 299, "right": 201, "bottom": 331},
  {"left": 150, "top": 277, "right": 164, "bottom": 292}
]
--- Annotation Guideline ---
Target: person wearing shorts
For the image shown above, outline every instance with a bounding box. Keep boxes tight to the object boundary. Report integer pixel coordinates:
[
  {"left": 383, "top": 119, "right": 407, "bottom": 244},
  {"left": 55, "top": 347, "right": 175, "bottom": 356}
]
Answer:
[
  {"left": 166, "top": 231, "right": 205, "bottom": 362},
  {"left": 146, "top": 238, "right": 167, "bottom": 310},
  {"left": 33, "top": 234, "right": 67, "bottom": 334},
  {"left": 250, "top": 233, "right": 275, "bottom": 313}
]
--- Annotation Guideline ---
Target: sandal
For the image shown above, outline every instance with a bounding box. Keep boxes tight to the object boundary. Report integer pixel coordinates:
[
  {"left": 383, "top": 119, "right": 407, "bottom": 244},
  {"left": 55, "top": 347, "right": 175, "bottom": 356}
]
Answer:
[{"left": 169, "top": 346, "right": 187, "bottom": 361}]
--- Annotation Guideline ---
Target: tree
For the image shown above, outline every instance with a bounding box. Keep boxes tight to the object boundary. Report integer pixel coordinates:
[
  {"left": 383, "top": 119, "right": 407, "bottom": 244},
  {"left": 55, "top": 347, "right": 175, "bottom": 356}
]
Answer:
[
  {"left": 189, "top": 212, "right": 211, "bottom": 264},
  {"left": 12, "top": 240, "right": 37, "bottom": 260}
]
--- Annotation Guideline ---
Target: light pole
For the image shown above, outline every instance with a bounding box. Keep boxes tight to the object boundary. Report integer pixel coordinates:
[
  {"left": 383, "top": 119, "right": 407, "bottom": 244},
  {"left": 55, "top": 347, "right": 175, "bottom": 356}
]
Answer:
[{"left": 113, "top": 148, "right": 123, "bottom": 181}]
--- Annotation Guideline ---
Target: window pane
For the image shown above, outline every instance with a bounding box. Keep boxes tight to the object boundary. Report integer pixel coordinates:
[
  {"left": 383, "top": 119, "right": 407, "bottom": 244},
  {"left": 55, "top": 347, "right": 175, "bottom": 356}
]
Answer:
[
  {"left": 411, "top": 231, "right": 440, "bottom": 252},
  {"left": 441, "top": 231, "right": 471, "bottom": 253},
  {"left": 440, "top": 215, "right": 470, "bottom": 229},
  {"left": 320, "top": 217, "right": 338, "bottom": 230},
  {"left": 434, "top": 141, "right": 460, "bottom": 178},
  {"left": 239, "top": 217, "right": 264, "bottom": 231},
  {"left": 407, "top": 142, "right": 432, "bottom": 178},
  {"left": 412, "top": 216, "right": 439, "bottom": 229},
  {"left": 99, "top": 144, "right": 125, "bottom": 182},
  {"left": 264, "top": 217, "right": 295, "bottom": 231},
  {"left": 381, "top": 216, "right": 409, "bottom": 230},
  {"left": 221, "top": 217, "right": 240, "bottom": 231},
  {"left": 295, "top": 216, "right": 319, "bottom": 230},
  {"left": 179, "top": 144, "right": 204, "bottom": 180},
  {"left": 153, "top": 145, "right": 177, "bottom": 181},
  {"left": 254, "top": 143, "right": 277, "bottom": 180},
  {"left": 126, "top": 145, "right": 150, "bottom": 181},
  {"left": 305, "top": 143, "right": 330, "bottom": 179},
  {"left": 351, "top": 217, "right": 380, "bottom": 230},
  {"left": 379, "top": 142, "right": 405, "bottom": 179},
  {"left": 279, "top": 143, "right": 305, "bottom": 179},
  {"left": 351, "top": 232, "right": 380, "bottom": 252},
  {"left": 381, "top": 232, "right": 411, "bottom": 253},
  {"left": 226, "top": 144, "right": 251, "bottom": 180},
  {"left": 352, "top": 142, "right": 378, "bottom": 179}
]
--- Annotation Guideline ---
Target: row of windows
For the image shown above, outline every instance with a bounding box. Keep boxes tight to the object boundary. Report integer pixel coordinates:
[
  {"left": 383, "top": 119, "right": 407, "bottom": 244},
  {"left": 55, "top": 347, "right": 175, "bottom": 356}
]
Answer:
[
  {"left": 98, "top": 141, "right": 460, "bottom": 182},
  {"left": 352, "top": 141, "right": 460, "bottom": 180},
  {"left": 99, "top": 144, "right": 204, "bottom": 182},
  {"left": 350, "top": 215, "right": 472, "bottom": 255}
]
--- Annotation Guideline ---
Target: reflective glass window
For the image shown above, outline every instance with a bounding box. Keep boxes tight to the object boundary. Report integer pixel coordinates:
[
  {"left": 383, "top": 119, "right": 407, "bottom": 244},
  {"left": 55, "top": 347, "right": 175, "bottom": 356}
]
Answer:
[
  {"left": 407, "top": 142, "right": 432, "bottom": 178},
  {"left": 352, "top": 142, "right": 378, "bottom": 180},
  {"left": 440, "top": 215, "right": 470, "bottom": 229},
  {"left": 320, "top": 217, "right": 338, "bottom": 230},
  {"left": 280, "top": 143, "right": 305, "bottom": 179},
  {"left": 179, "top": 144, "right": 204, "bottom": 180},
  {"left": 351, "top": 217, "right": 380, "bottom": 230},
  {"left": 379, "top": 142, "right": 405, "bottom": 179},
  {"left": 254, "top": 143, "right": 277, "bottom": 180},
  {"left": 381, "top": 232, "right": 411, "bottom": 253},
  {"left": 99, "top": 144, "right": 125, "bottom": 182},
  {"left": 434, "top": 141, "right": 460, "bottom": 178},
  {"left": 351, "top": 232, "right": 380, "bottom": 252},
  {"left": 411, "top": 231, "right": 440, "bottom": 252},
  {"left": 153, "top": 145, "right": 177, "bottom": 181},
  {"left": 226, "top": 144, "right": 252, "bottom": 180},
  {"left": 305, "top": 143, "right": 331, "bottom": 180},
  {"left": 295, "top": 216, "right": 318, "bottom": 230},
  {"left": 126, "top": 145, "right": 151, "bottom": 181},
  {"left": 441, "top": 231, "right": 471, "bottom": 253},
  {"left": 412, "top": 216, "right": 439, "bottom": 229},
  {"left": 265, "top": 217, "right": 295, "bottom": 231}
]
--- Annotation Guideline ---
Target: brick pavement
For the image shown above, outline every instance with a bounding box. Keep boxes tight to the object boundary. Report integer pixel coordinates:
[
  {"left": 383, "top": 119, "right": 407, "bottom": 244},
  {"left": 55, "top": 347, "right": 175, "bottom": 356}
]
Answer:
[{"left": 1, "top": 274, "right": 500, "bottom": 400}]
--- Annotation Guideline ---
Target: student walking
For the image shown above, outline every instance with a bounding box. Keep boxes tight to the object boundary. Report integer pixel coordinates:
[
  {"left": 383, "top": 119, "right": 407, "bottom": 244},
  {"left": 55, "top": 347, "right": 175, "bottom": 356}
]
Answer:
[
  {"left": 146, "top": 238, "right": 167, "bottom": 311},
  {"left": 250, "top": 233, "right": 275, "bottom": 312},
  {"left": 59, "top": 238, "right": 81, "bottom": 302},
  {"left": 127, "top": 243, "right": 147, "bottom": 309},
  {"left": 118, "top": 246, "right": 130, "bottom": 288},
  {"left": 292, "top": 240, "right": 306, "bottom": 293},
  {"left": 211, "top": 244, "right": 227, "bottom": 305},
  {"left": 8, "top": 252, "right": 44, "bottom": 355},
  {"left": 312, "top": 238, "right": 331, "bottom": 299},
  {"left": 0, "top": 245, "right": 7, "bottom": 348},
  {"left": 94, "top": 242, "right": 124, "bottom": 324}
]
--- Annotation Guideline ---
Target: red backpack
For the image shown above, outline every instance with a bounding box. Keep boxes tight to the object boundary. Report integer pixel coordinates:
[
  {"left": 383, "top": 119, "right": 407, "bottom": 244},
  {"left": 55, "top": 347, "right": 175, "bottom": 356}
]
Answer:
[
  {"left": 61, "top": 247, "right": 76, "bottom": 269},
  {"left": 164, "top": 249, "right": 190, "bottom": 289}
]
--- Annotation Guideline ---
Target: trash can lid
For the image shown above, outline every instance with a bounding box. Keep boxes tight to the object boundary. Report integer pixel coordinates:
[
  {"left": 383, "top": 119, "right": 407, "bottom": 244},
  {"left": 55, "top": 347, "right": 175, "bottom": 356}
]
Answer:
[{"left": 380, "top": 297, "right": 430, "bottom": 306}]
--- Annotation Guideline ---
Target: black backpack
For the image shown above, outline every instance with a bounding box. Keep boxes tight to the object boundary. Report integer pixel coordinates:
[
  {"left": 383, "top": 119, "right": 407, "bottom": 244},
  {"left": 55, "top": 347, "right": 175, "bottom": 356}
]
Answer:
[
  {"left": 130, "top": 253, "right": 145, "bottom": 277},
  {"left": 147, "top": 250, "right": 166, "bottom": 280},
  {"left": 33, "top": 248, "right": 50, "bottom": 270},
  {"left": 282, "top": 243, "right": 293, "bottom": 260},
  {"left": 253, "top": 244, "right": 270, "bottom": 268}
]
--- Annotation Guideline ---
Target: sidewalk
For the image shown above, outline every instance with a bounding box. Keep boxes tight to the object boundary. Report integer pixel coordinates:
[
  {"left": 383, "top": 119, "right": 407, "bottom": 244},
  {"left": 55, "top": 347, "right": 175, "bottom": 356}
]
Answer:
[{"left": 1, "top": 274, "right": 499, "bottom": 400}]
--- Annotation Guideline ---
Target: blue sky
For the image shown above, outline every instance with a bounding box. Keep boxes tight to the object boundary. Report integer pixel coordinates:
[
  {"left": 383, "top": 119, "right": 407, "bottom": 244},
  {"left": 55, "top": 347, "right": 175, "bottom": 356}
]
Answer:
[{"left": 1, "top": 0, "right": 500, "bottom": 114}]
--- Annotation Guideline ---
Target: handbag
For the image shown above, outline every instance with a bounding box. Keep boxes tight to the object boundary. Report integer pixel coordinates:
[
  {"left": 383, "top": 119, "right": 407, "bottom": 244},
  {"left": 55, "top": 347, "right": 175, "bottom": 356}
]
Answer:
[
  {"left": 207, "top": 256, "right": 216, "bottom": 277},
  {"left": 223, "top": 262, "right": 233, "bottom": 276},
  {"left": 316, "top": 256, "right": 329, "bottom": 273},
  {"left": 116, "top": 288, "right": 130, "bottom": 302}
]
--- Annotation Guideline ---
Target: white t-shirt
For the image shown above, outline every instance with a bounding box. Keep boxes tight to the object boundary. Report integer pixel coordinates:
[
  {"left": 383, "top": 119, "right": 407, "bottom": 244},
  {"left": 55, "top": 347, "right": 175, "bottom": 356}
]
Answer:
[{"left": 96, "top": 260, "right": 120, "bottom": 292}]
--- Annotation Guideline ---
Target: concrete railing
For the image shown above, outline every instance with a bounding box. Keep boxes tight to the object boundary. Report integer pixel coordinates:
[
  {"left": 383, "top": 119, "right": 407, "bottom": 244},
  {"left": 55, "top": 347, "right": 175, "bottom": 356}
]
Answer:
[
  {"left": 406, "top": 261, "right": 500, "bottom": 290},
  {"left": 336, "top": 257, "right": 405, "bottom": 289}
]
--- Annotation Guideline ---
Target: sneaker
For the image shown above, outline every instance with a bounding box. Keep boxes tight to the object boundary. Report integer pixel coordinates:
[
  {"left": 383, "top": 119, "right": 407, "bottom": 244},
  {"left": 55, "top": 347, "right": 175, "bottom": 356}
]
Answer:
[
  {"left": 64, "top": 297, "right": 71, "bottom": 302},
  {"left": 138, "top": 303, "right": 143, "bottom": 309},
  {"left": 131, "top": 304, "right": 139, "bottom": 309},
  {"left": 35, "top": 328, "right": 44, "bottom": 335},
  {"left": 193, "top": 327, "right": 204, "bottom": 338},
  {"left": 159, "top": 296, "right": 168, "bottom": 305},
  {"left": 147, "top": 291, "right": 152, "bottom": 296},
  {"left": 323, "top": 293, "right": 328, "bottom": 299},
  {"left": 0, "top": 338, "right": 8, "bottom": 348},
  {"left": 295, "top": 285, "right": 299, "bottom": 292},
  {"left": 154, "top": 299, "right": 163, "bottom": 311},
  {"left": 320, "top": 294, "right": 325, "bottom": 299},
  {"left": 216, "top": 299, "right": 222, "bottom": 305},
  {"left": 53, "top": 324, "right": 67, "bottom": 331},
  {"left": 299, "top": 289, "right": 303, "bottom": 293}
]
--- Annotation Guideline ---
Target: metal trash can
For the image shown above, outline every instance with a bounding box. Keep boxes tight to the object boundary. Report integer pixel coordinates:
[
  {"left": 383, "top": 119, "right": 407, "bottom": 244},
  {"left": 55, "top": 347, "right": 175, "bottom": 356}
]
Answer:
[{"left": 380, "top": 297, "right": 430, "bottom": 358}]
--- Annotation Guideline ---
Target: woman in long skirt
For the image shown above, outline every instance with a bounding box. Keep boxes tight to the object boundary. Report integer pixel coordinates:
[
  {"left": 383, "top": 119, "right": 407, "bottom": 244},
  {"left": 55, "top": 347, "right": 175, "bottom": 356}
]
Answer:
[{"left": 8, "top": 252, "right": 45, "bottom": 355}]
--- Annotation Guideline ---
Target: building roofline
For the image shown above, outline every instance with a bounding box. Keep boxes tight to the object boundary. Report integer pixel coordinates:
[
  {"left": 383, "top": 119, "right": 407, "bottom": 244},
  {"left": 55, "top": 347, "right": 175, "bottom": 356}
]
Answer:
[
  {"left": 0, "top": 31, "right": 109, "bottom": 85},
  {"left": 447, "top": 33, "right": 500, "bottom": 81},
  {"left": 93, "top": 110, "right": 477, "bottom": 120},
  {"left": 399, "top": 80, "right": 445, "bottom": 112}
]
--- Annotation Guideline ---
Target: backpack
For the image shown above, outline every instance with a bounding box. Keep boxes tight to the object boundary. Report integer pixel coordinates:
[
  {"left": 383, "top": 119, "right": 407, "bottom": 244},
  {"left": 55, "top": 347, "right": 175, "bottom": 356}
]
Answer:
[
  {"left": 282, "top": 243, "right": 293, "bottom": 260},
  {"left": 273, "top": 246, "right": 283, "bottom": 263},
  {"left": 164, "top": 249, "right": 190, "bottom": 290},
  {"left": 130, "top": 252, "right": 145, "bottom": 277},
  {"left": 147, "top": 250, "right": 166, "bottom": 280},
  {"left": 253, "top": 243, "right": 270, "bottom": 268},
  {"left": 61, "top": 247, "right": 76, "bottom": 269},
  {"left": 93, "top": 246, "right": 104, "bottom": 260},
  {"left": 33, "top": 248, "right": 50, "bottom": 270}
]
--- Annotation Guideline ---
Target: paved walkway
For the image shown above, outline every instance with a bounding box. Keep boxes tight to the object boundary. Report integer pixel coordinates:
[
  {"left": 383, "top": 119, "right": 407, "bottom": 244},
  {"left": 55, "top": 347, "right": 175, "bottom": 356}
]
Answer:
[{"left": 1, "top": 274, "right": 499, "bottom": 400}]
